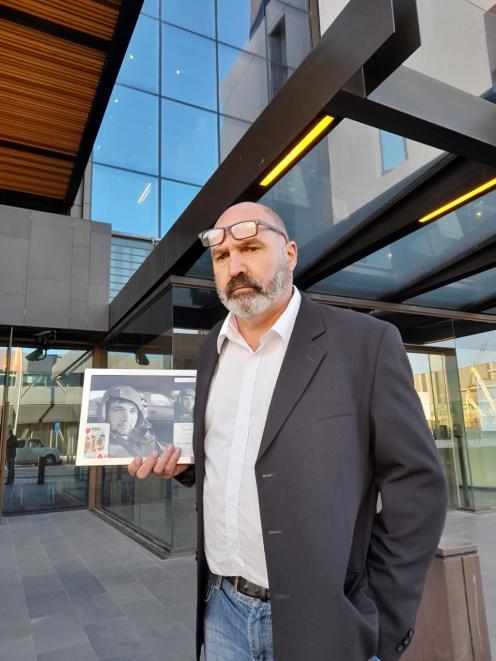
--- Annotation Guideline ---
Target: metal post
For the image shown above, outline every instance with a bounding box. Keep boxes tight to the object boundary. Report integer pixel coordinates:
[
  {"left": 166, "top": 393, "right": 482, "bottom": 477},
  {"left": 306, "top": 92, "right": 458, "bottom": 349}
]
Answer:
[{"left": 0, "top": 327, "right": 14, "bottom": 523}]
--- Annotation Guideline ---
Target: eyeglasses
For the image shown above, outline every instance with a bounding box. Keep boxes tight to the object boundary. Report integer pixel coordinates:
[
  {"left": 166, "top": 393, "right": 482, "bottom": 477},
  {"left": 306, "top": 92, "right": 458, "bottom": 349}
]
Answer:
[{"left": 198, "top": 220, "right": 288, "bottom": 248}]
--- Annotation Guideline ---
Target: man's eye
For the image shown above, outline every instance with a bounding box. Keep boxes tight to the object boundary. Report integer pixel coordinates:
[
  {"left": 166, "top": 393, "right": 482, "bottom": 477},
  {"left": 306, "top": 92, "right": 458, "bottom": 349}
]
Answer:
[
  {"left": 214, "top": 252, "right": 228, "bottom": 262},
  {"left": 246, "top": 246, "right": 259, "bottom": 252}
]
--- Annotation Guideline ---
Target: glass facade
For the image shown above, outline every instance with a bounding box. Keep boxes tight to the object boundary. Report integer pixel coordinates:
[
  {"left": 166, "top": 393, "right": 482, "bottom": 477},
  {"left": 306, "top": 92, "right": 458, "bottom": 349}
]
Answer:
[
  {"left": 1, "top": 347, "right": 92, "bottom": 514},
  {"left": 100, "top": 283, "right": 224, "bottom": 553},
  {"left": 91, "top": 0, "right": 312, "bottom": 295}
]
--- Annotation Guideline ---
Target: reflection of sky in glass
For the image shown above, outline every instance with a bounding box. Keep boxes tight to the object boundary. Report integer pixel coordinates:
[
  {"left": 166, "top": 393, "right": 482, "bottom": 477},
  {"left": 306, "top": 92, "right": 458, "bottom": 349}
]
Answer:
[
  {"left": 162, "top": 0, "right": 215, "bottom": 39},
  {"left": 310, "top": 190, "right": 496, "bottom": 300},
  {"left": 405, "top": 266, "right": 496, "bottom": 309},
  {"left": 161, "top": 179, "right": 200, "bottom": 236},
  {"left": 117, "top": 15, "right": 159, "bottom": 93},
  {"left": 92, "top": 165, "right": 158, "bottom": 236},
  {"left": 142, "top": 0, "right": 159, "bottom": 17},
  {"left": 94, "top": 86, "right": 158, "bottom": 175},
  {"left": 380, "top": 130, "right": 406, "bottom": 171},
  {"left": 484, "top": 307, "right": 496, "bottom": 315},
  {"left": 162, "top": 25, "right": 217, "bottom": 111},
  {"left": 162, "top": 100, "right": 218, "bottom": 185},
  {"left": 217, "top": 0, "right": 266, "bottom": 54}
]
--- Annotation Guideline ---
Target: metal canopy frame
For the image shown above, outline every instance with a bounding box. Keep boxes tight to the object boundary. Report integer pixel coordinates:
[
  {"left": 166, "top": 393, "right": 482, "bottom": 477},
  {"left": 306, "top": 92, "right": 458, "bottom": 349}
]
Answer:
[
  {"left": 110, "top": 0, "right": 422, "bottom": 328},
  {"left": 110, "top": 0, "right": 496, "bottom": 332}
]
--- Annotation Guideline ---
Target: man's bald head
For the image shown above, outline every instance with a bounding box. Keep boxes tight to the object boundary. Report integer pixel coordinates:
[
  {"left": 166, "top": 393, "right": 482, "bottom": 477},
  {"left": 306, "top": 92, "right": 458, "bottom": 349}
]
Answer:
[{"left": 215, "top": 202, "right": 288, "bottom": 239}]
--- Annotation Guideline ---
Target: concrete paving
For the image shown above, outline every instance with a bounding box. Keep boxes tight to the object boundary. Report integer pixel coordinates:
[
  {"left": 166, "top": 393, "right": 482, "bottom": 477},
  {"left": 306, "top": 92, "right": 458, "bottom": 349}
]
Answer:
[{"left": 0, "top": 508, "right": 494, "bottom": 660}]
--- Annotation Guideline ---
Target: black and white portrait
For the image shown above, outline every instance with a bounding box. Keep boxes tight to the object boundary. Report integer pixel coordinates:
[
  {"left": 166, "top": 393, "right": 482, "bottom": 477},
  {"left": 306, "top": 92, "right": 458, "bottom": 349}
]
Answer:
[{"left": 76, "top": 369, "right": 196, "bottom": 465}]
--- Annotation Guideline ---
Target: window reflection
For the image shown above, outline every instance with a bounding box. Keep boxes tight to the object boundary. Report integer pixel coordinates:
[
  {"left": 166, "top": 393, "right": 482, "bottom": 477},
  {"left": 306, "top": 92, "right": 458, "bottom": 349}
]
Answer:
[
  {"left": 142, "top": 0, "right": 159, "bottom": 17},
  {"left": 162, "top": 0, "right": 215, "bottom": 38},
  {"left": 161, "top": 179, "right": 201, "bottom": 236},
  {"left": 162, "top": 25, "right": 217, "bottom": 111},
  {"left": 219, "top": 114, "right": 251, "bottom": 160},
  {"left": 217, "top": 0, "right": 267, "bottom": 55},
  {"left": 117, "top": 15, "right": 159, "bottom": 93},
  {"left": 92, "top": 165, "right": 158, "bottom": 236},
  {"left": 380, "top": 130, "right": 407, "bottom": 172},
  {"left": 405, "top": 266, "right": 496, "bottom": 309},
  {"left": 218, "top": 44, "right": 268, "bottom": 121},
  {"left": 162, "top": 99, "right": 218, "bottom": 185},
  {"left": 94, "top": 86, "right": 159, "bottom": 175}
]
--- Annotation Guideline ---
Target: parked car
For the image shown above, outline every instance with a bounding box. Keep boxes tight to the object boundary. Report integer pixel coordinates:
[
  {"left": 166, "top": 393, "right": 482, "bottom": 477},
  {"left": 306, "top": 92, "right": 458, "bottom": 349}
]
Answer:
[{"left": 15, "top": 439, "right": 61, "bottom": 465}]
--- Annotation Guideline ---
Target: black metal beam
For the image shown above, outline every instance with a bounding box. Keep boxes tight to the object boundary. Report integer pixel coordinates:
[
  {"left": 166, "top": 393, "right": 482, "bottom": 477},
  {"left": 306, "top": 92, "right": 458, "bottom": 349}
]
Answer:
[
  {"left": 64, "top": 0, "right": 144, "bottom": 207},
  {"left": 0, "top": 5, "right": 110, "bottom": 51},
  {"left": 383, "top": 235, "right": 496, "bottom": 303},
  {"left": 110, "top": 0, "right": 420, "bottom": 329},
  {"left": 296, "top": 159, "right": 496, "bottom": 289},
  {"left": 0, "top": 189, "right": 69, "bottom": 214},
  {"left": 327, "top": 66, "right": 496, "bottom": 169}
]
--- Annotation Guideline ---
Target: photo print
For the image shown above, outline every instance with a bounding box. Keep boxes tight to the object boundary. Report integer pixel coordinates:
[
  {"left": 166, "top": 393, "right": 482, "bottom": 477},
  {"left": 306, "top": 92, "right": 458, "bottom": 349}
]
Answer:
[{"left": 76, "top": 369, "right": 196, "bottom": 466}]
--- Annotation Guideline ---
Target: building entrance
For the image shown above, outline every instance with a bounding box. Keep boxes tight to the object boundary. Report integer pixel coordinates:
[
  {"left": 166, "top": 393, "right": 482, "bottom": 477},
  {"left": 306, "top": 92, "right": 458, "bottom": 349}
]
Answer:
[{"left": 407, "top": 348, "right": 473, "bottom": 511}]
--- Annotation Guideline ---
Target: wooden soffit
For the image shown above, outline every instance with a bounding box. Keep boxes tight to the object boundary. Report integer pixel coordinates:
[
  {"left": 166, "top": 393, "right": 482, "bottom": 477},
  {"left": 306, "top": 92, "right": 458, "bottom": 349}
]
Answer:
[{"left": 0, "top": 0, "right": 142, "bottom": 212}]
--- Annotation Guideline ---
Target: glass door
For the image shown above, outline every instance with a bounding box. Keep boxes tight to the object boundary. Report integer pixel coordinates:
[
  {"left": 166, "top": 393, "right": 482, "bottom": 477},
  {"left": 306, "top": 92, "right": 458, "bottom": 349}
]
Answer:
[{"left": 407, "top": 348, "right": 473, "bottom": 510}]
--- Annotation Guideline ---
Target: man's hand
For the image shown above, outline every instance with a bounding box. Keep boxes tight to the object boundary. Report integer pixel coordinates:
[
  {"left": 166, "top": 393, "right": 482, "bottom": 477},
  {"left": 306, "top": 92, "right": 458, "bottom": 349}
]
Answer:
[{"left": 128, "top": 445, "right": 190, "bottom": 480}]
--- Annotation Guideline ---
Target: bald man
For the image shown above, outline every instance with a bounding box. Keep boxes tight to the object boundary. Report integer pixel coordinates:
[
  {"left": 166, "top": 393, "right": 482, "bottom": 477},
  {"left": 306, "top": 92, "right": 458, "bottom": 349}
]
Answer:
[{"left": 129, "top": 202, "right": 447, "bottom": 661}]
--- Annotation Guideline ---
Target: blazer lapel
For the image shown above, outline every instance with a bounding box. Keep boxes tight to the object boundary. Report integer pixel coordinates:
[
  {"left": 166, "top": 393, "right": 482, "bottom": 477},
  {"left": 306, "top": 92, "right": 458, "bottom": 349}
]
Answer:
[{"left": 257, "top": 295, "right": 327, "bottom": 462}]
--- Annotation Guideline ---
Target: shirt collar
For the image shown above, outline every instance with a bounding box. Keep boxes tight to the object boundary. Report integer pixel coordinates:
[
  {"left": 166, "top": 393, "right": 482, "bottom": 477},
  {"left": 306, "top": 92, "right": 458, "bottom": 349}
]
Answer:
[{"left": 217, "top": 287, "right": 301, "bottom": 353}]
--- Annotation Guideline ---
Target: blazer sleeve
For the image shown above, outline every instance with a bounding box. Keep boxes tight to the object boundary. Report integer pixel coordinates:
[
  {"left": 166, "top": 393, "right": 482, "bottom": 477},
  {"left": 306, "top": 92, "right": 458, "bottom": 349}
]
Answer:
[{"left": 368, "top": 324, "right": 447, "bottom": 661}]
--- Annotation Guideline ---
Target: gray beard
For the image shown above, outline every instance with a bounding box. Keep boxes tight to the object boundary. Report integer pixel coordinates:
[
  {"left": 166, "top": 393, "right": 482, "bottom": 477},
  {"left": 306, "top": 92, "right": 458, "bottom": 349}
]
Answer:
[{"left": 218, "top": 259, "right": 293, "bottom": 318}]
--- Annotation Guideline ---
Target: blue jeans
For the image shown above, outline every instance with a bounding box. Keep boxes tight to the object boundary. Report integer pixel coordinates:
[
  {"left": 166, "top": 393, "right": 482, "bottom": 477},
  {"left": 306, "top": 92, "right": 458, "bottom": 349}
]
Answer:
[
  {"left": 203, "top": 573, "right": 380, "bottom": 661},
  {"left": 204, "top": 574, "right": 273, "bottom": 660}
]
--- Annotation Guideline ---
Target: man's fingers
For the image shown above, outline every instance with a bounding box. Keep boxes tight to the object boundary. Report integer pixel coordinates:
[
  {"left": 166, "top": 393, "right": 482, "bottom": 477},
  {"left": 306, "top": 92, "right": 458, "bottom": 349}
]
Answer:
[
  {"left": 135, "top": 451, "right": 159, "bottom": 479},
  {"left": 128, "top": 455, "right": 143, "bottom": 477},
  {"left": 153, "top": 445, "right": 175, "bottom": 475},
  {"left": 163, "top": 447, "right": 181, "bottom": 477}
]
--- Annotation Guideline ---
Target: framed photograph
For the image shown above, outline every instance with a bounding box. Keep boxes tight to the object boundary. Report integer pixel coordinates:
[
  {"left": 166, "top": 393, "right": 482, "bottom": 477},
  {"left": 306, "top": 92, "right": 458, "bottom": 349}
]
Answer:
[{"left": 76, "top": 369, "right": 196, "bottom": 466}]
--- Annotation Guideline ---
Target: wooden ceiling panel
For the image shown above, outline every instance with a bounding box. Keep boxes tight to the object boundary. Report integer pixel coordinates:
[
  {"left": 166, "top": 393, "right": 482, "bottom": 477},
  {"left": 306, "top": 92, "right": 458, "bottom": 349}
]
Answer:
[
  {"left": 1, "top": 0, "right": 121, "bottom": 41},
  {"left": 0, "top": 146, "right": 73, "bottom": 199},
  {"left": 0, "top": 21, "right": 106, "bottom": 155},
  {"left": 0, "top": 0, "right": 142, "bottom": 209}
]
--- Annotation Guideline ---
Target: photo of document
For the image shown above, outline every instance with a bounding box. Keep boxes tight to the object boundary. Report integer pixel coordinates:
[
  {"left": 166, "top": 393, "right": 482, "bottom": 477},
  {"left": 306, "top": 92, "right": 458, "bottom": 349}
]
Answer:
[{"left": 76, "top": 369, "right": 196, "bottom": 466}]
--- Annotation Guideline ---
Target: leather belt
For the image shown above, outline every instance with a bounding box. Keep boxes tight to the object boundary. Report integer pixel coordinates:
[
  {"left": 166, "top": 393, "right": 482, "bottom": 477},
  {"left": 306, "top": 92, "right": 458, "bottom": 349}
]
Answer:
[{"left": 225, "top": 576, "right": 270, "bottom": 602}]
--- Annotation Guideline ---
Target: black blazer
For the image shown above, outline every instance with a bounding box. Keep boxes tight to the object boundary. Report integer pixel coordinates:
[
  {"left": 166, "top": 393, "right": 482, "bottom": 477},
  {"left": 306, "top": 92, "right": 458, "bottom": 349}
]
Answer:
[{"left": 183, "top": 295, "right": 447, "bottom": 661}]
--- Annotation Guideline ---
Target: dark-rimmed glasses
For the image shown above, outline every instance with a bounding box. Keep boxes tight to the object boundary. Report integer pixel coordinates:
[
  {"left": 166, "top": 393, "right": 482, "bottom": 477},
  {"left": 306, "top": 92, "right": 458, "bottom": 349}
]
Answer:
[{"left": 198, "top": 220, "right": 288, "bottom": 248}]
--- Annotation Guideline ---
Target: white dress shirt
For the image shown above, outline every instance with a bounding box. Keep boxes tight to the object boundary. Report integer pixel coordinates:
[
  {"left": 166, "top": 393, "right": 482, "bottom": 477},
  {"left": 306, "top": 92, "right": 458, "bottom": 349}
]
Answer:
[{"left": 203, "top": 287, "right": 301, "bottom": 588}]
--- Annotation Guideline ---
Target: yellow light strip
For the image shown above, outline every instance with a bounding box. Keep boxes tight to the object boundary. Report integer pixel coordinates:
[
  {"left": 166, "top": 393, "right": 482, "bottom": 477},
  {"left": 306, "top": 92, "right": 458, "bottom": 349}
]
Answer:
[
  {"left": 259, "top": 115, "right": 335, "bottom": 188},
  {"left": 419, "top": 177, "right": 496, "bottom": 224}
]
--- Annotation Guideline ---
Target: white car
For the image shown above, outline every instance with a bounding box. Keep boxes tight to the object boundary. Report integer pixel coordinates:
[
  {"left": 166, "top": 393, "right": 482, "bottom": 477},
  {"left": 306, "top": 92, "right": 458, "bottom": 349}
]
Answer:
[{"left": 15, "top": 438, "right": 61, "bottom": 465}]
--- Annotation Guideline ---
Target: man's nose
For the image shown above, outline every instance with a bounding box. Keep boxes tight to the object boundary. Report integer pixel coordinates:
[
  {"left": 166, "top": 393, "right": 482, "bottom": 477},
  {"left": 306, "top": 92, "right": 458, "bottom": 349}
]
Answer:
[{"left": 228, "top": 251, "right": 247, "bottom": 277}]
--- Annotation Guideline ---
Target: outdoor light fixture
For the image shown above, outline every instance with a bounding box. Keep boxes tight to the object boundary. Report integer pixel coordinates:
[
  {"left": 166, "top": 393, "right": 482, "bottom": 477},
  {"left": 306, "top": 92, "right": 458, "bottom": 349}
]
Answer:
[
  {"left": 419, "top": 177, "right": 496, "bottom": 224},
  {"left": 259, "top": 115, "right": 336, "bottom": 188},
  {"left": 135, "top": 349, "right": 150, "bottom": 366},
  {"left": 26, "top": 330, "right": 56, "bottom": 362}
]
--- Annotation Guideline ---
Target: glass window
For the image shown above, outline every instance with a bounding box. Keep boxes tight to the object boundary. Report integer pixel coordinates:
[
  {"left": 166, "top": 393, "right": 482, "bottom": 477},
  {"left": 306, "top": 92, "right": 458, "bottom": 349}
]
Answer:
[
  {"left": 161, "top": 179, "right": 200, "bottom": 236},
  {"left": 219, "top": 114, "right": 251, "bottom": 160},
  {"left": 162, "top": 24, "right": 217, "bottom": 111},
  {"left": 94, "top": 86, "right": 159, "bottom": 175},
  {"left": 162, "top": 0, "right": 215, "bottom": 38},
  {"left": 117, "top": 15, "right": 159, "bottom": 94},
  {"left": 380, "top": 130, "right": 407, "bottom": 172},
  {"left": 2, "top": 348, "right": 92, "bottom": 514},
  {"left": 162, "top": 99, "right": 218, "bottom": 185},
  {"left": 310, "top": 189, "right": 496, "bottom": 300},
  {"left": 484, "top": 307, "right": 496, "bottom": 315},
  {"left": 110, "top": 236, "right": 155, "bottom": 301},
  {"left": 405, "top": 266, "right": 496, "bottom": 309},
  {"left": 218, "top": 44, "right": 268, "bottom": 121},
  {"left": 92, "top": 165, "right": 159, "bottom": 236},
  {"left": 266, "top": 1, "right": 311, "bottom": 70},
  {"left": 217, "top": 0, "right": 267, "bottom": 55},
  {"left": 142, "top": 0, "right": 159, "bottom": 17}
]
